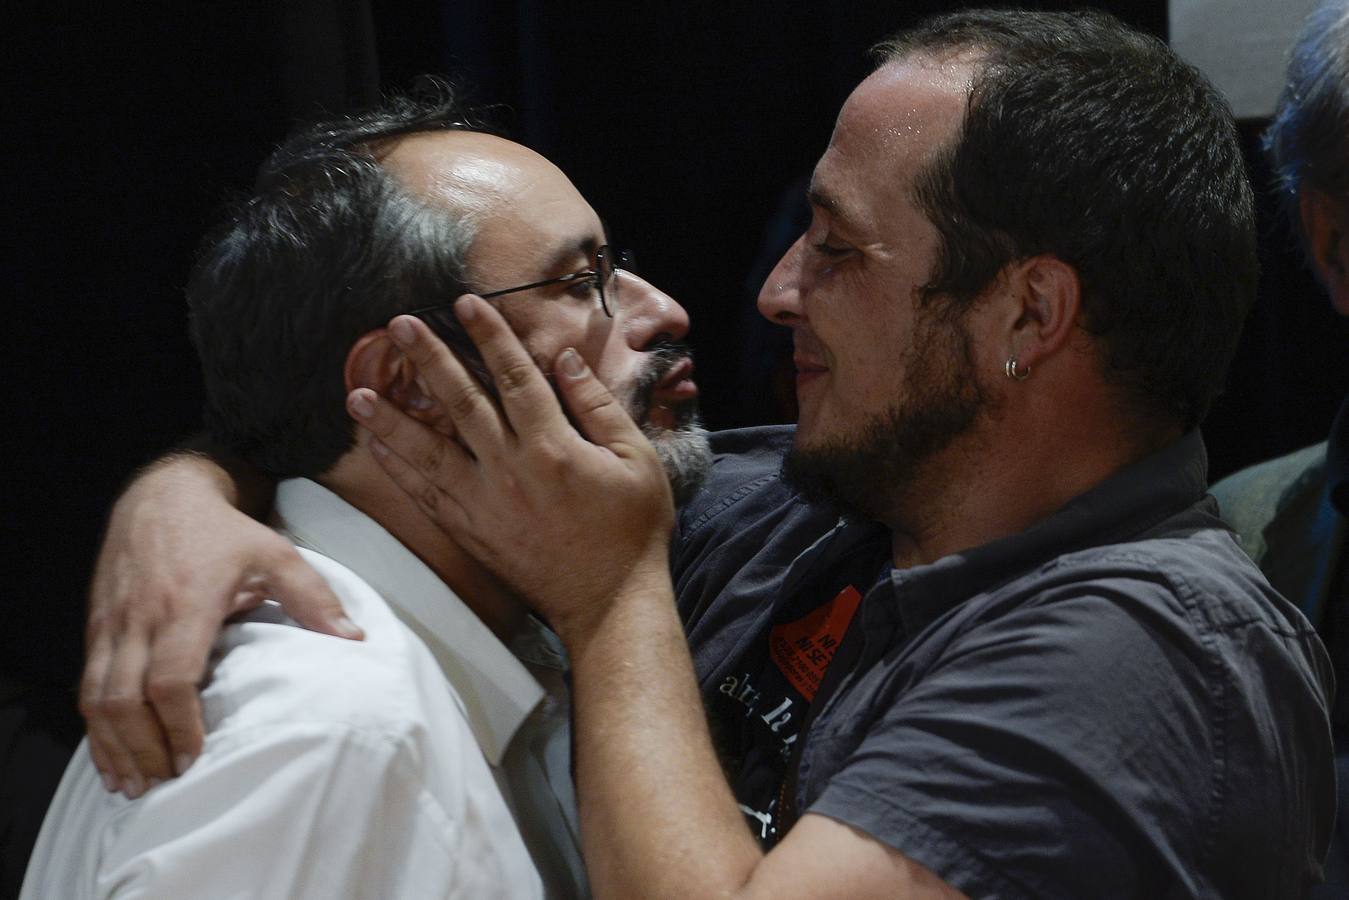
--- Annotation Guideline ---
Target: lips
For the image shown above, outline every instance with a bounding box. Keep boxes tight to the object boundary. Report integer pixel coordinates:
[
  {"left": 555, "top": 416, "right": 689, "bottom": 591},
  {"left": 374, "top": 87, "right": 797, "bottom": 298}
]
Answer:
[
  {"left": 794, "top": 354, "right": 828, "bottom": 388},
  {"left": 650, "top": 357, "right": 698, "bottom": 401}
]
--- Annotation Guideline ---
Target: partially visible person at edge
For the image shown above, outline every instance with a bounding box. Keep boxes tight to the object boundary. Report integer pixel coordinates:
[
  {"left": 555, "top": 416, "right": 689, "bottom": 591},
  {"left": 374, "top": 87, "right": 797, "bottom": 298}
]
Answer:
[
  {"left": 77, "top": 9, "right": 1332, "bottom": 899},
  {"left": 1209, "top": 1, "right": 1349, "bottom": 895},
  {"left": 22, "top": 86, "right": 709, "bottom": 899}
]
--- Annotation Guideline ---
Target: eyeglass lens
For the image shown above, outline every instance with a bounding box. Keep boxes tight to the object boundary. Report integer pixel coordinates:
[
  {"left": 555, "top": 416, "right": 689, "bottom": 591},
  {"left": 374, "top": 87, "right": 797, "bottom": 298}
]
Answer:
[{"left": 596, "top": 246, "right": 635, "bottom": 316}]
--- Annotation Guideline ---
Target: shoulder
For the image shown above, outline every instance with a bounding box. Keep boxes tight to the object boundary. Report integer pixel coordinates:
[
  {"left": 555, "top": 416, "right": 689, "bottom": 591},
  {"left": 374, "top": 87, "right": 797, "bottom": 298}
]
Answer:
[
  {"left": 674, "top": 425, "right": 828, "bottom": 580},
  {"left": 201, "top": 548, "right": 458, "bottom": 752},
  {"left": 671, "top": 426, "right": 844, "bottom": 628},
  {"left": 1014, "top": 525, "right": 1324, "bottom": 673},
  {"left": 27, "top": 548, "right": 537, "bottom": 899},
  {"left": 810, "top": 530, "right": 1331, "bottom": 897},
  {"left": 678, "top": 426, "right": 796, "bottom": 533},
  {"left": 1208, "top": 442, "right": 1327, "bottom": 562},
  {"left": 676, "top": 425, "right": 843, "bottom": 553},
  {"left": 908, "top": 526, "right": 1331, "bottom": 780}
]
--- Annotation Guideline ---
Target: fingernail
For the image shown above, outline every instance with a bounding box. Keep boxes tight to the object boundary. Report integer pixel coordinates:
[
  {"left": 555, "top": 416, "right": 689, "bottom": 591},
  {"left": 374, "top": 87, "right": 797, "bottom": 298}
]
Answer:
[
  {"left": 101, "top": 771, "right": 119, "bottom": 793},
  {"left": 559, "top": 348, "right": 586, "bottom": 378},
  {"left": 390, "top": 317, "right": 416, "bottom": 345},
  {"left": 455, "top": 296, "right": 477, "bottom": 322},
  {"left": 175, "top": 754, "right": 194, "bottom": 777},
  {"left": 349, "top": 392, "right": 374, "bottom": 419},
  {"left": 123, "top": 774, "right": 145, "bottom": 800},
  {"left": 334, "top": 616, "right": 363, "bottom": 639},
  {"left": 370, "top": 438, "right": 389, "bottom": 458}
]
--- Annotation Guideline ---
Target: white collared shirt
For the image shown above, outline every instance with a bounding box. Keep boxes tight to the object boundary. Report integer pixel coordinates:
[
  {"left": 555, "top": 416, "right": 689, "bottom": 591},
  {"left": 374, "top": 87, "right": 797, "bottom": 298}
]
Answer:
[{"left": 22, "top": 479, "right": 585, "bottom": 899}]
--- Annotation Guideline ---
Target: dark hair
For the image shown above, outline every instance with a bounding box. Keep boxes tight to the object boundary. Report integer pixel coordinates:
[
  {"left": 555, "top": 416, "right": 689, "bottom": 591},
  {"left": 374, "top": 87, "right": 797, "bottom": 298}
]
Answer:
[
  {"left": 874, "top": 9, "right": 1257, "bottom": 429},
  {"left": 1266, "top": 0, "right": 1349, "bottom": 234},
  {"left": 190, "top": 81, "right": 488, "bottom": 478}
]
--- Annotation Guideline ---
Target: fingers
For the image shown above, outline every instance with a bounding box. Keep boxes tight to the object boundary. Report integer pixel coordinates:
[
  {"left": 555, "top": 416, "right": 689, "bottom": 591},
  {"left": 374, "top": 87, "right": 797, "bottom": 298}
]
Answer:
[
  {"left": 445, "top": 297, "right": 571, "bottom": 440},
  {"left": 145, "top": 537, "right": 358, "bottom": 776},
  {"left": 554, "top": 349, "right": 650, "bottom": 453},
  {"left": 80, "top": 627, "right": 140, "bottom": 795},
  {"left": 252, "top": 537, "right": 363, "bottom": 640},
  {"left": 83, "top": 619, "right": 171, "bottom": 796},
  {"left": 348, "top": 388, "right": 475, "bottom": 528},
  {"left": 390, "top": 298, "right": 571, "bottom": 444},
  {"left": 142, "top": 615, "right": 216, "bottom": 778},
  {"left": 387, "top": 309, "right": 513, "bottom": 456}
]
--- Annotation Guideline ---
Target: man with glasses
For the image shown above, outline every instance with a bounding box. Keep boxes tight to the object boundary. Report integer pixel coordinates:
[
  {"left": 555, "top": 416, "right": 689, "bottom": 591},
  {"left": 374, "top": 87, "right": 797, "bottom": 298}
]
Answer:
[
  {"left": 22, "top": 87, "right": 705, "bottom": 899},
  {"left": 65, "top": 8, "right": 1333, "bottom": 898},
  {"left": 315, "top": 10, "right": 1332, "bottom": 898}
]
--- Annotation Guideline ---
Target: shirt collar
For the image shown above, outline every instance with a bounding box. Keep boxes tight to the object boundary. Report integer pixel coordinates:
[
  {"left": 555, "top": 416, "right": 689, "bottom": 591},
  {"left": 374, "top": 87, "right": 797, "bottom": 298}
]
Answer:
[
  {"left": 873, "top": 430, "right": 1213, "bottom": 637},
  {"left": 271, "top": 478, "right": 545, "bottom": 766},
  {"left": 1326, "top": 396, "right": 1349, "bottom": 514}
]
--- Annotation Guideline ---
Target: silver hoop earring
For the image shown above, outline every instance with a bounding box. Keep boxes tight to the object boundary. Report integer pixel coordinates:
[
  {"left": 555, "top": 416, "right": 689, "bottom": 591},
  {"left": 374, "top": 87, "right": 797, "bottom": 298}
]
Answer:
[{"left": 1005, "top": 357, "right": 1030, "bottom": 381}]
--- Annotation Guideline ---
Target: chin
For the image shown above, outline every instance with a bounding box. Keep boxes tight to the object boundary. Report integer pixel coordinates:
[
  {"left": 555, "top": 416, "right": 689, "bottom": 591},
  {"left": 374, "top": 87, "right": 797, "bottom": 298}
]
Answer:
[
  {"left": 790, "top": 408, "right": 843, "bottom": 454},
  {"left": 643, "top": 418, "right": 712, "bottom": 506}
]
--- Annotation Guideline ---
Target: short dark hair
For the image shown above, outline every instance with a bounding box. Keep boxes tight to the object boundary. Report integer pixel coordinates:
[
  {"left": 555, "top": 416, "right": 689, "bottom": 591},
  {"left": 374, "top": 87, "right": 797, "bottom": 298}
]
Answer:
[
  {"left": 190, "top": 81, "right": 487, "bottom": 478},
  {"left": 1266, "top": 0, "right": 1349, "bottom": 234},
  {"left": 875, "top": 9, "right": 1257, "bottom": 429}
]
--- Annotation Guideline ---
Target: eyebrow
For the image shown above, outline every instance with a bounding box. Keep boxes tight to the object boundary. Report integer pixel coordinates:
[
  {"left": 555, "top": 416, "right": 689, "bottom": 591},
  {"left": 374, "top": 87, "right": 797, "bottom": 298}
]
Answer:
[
  {"left": 806, "top": 183, "right": 862, "bottom": 235},
  {"left": 538, "top": 233, "right": 601, "bottom": 276}
]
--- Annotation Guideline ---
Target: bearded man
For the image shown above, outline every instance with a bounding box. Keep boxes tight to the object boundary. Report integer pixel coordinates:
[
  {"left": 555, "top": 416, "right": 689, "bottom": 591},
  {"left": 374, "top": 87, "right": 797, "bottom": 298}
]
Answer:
[
  {"left": 79, "top": 9, "right": 1332, "bottom": 900},
  {"left": 23, "top": 87, "right": 706, "bottom": 899}
]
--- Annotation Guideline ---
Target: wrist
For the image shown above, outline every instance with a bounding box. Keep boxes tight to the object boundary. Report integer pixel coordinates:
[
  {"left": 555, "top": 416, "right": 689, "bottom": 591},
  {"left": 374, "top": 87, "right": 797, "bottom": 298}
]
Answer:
[
  {"left": 551, "top": 557, "right": 676, "bottom": 654},
  {"left": 135, "top": 451, "right": 240, "bottom": 507}
]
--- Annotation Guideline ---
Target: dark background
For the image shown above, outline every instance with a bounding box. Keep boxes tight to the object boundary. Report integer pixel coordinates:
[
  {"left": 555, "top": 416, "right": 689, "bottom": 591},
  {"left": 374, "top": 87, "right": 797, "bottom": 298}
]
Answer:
[{"left": 7, "top": 0, "right": 1348, "bottom": 694}]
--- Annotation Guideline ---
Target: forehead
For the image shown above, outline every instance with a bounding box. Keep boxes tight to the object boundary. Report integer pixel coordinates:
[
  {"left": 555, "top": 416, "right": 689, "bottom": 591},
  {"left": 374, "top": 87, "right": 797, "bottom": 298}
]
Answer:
[
  {"left": 382, "top": 131, "right": 605, "bottom": 353},
  {"left": 811, "top": 54, "right": 974, "bottom": 230},
  {"left": 380, "top": 131, "right": 603, "bottom": 266}
]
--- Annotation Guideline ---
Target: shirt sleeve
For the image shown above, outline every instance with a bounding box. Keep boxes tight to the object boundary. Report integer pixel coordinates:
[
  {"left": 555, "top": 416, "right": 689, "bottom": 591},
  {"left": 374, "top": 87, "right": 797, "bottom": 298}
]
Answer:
[
  {"left": 95, "top": 722, "right": 528, "bottom": 899},
  {"left": 806, "top": 581, "right": 1220, "bottom": 900}
]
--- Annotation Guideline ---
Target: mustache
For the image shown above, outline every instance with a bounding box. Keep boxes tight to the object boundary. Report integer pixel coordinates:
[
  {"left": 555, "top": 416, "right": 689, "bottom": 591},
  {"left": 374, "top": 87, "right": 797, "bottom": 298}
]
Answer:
[
  {"left": 632, "top": 338, "right": 695, "bottom": 420},
  {"left": 634, "top": 338, "right": 694, "bottom": 394}
]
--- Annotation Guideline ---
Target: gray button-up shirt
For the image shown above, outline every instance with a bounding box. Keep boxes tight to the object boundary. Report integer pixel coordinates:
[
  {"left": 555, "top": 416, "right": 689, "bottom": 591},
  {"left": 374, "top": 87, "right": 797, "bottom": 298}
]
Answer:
[{"left": 677, "top": 427, "right": 1334, "bottom": 899}]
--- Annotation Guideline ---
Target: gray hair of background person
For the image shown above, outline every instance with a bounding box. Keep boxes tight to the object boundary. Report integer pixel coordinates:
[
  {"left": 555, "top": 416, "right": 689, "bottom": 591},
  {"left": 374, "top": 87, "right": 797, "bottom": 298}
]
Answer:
[
  {"left": 874, "top": 8, "right": 1257, "bottom": 431},
  {"left": 189, "top": 82, "right": 490, "bottom": 480},
  {"left": 1266, "top": 0, "right": 1349, "bottom": 232}
]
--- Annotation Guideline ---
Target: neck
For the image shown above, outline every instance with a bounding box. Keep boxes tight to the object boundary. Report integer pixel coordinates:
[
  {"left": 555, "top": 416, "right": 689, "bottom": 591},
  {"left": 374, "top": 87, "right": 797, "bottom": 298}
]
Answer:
[
  {"left": 885, "top": 400, "right": 1181, "bottom": 570},
  {"left": 318, "top": 444, "right": 526, "bottom": 642}
]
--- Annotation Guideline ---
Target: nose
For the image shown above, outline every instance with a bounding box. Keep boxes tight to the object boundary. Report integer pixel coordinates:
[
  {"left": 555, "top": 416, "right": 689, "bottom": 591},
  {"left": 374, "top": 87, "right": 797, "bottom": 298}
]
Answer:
[
  {"left": 617, "top": 272, "right": 691, "bottom": 347},
  {"left": 756, "top": 235, "right": 807, "bottom": 326}
]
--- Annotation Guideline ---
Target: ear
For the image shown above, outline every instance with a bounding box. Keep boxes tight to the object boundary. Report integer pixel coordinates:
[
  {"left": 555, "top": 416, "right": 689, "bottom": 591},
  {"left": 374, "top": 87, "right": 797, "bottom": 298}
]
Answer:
[
  {"left": 997, "top": 254, "right": 1082, "bottom": 373},
  {"left": 1300, "top": 188, "right": 1349, "bottom": 316},
  {"left": 344, "top": 330, "right": 449, "bottom": 431}
]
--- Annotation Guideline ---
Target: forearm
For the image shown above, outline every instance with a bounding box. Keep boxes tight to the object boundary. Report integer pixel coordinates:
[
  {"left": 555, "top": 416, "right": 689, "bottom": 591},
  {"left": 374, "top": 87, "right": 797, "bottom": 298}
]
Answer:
[{"left": 563, "top": 566, "right": 763, "bottom": 900}]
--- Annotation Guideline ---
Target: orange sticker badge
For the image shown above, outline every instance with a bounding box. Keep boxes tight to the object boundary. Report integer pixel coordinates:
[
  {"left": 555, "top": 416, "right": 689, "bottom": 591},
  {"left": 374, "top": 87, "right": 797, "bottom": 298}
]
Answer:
[{"left": 768, "top": 586, "right": 862, "bottom": 701}]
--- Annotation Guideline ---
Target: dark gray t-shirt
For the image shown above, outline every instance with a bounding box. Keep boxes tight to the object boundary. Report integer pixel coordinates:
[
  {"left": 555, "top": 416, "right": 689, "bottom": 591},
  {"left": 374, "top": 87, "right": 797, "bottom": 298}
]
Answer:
[{"left": 675, "top": 427, "right": 1334, "bottom": 899}]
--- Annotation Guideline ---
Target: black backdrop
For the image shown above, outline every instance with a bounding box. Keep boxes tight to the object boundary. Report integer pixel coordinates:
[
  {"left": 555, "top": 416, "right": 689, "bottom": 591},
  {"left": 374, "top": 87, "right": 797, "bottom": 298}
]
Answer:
[{"left": 8, "top": 0, "right": 1349, "bottom": 691}]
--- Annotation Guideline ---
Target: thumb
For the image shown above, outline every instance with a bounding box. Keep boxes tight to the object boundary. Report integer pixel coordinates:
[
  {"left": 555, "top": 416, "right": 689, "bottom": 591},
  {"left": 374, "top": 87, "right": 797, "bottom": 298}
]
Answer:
[
  {"left": 554, "top": 348, "right": 645, "bottom": 451},
  {"left": 257, "top": 543, "right": 364, "bottom": 640}
]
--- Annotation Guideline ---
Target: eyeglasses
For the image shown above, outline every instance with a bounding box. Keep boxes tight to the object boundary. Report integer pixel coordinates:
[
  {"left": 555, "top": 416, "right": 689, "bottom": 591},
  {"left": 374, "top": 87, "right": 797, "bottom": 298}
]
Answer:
[
  {"left": 403, "top": 245, "right": 631, "bottom": 367},
  {"left": 474, "top": 244, "right": 633, "bottom": 318}
]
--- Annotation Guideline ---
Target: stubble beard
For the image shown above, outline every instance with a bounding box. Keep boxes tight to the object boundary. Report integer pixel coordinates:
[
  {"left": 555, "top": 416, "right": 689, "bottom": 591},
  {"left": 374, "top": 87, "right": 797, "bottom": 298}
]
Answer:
[{"left": 781, "top": 307, "right": 989, "bottom": 524}]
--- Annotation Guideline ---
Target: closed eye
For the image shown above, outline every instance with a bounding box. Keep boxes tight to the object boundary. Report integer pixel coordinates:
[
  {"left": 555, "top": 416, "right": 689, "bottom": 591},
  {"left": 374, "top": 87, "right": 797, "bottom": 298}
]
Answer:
[
  {"left": 564, "top": 271, "right": 602, "bottom": 299},
  {"left": 812, "top": 241, "right": 851, "bottom": 258}
]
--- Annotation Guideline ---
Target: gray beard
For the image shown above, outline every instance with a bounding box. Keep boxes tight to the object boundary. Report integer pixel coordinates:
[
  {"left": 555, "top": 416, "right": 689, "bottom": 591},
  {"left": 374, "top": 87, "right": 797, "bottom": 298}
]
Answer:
[
  {"left": 630, "top": 340, "right": 712, "bottom": 507},
  {"left": 644, "top": 418, "right": 711, "bottom": 507}
]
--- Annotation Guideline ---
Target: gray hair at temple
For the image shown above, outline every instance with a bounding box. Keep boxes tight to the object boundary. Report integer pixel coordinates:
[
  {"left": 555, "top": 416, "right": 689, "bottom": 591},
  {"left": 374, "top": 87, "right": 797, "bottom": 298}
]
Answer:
[{"left": 1266, "top": 0, "right": 1349, "bottom": 234}]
